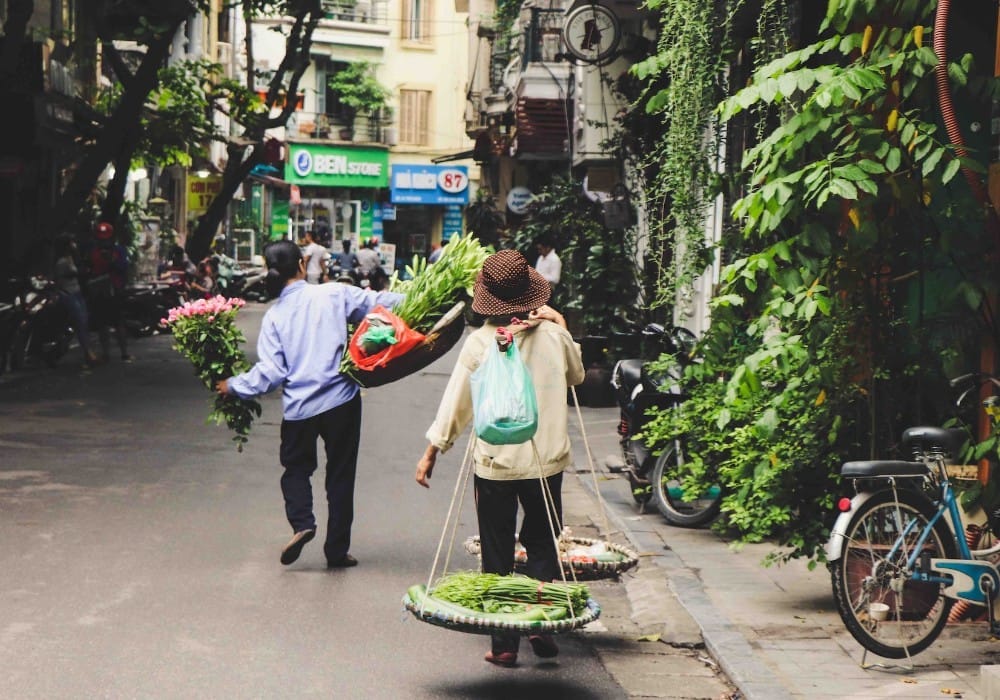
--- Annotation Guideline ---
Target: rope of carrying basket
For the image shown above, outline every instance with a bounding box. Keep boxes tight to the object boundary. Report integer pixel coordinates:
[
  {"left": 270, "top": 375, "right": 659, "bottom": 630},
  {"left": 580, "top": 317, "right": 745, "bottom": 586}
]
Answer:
[
  {"left": 459, "top": 385, "right": 639, "bottom": 578},
  {"left": 402, "top": 330, "right": 606, "bottom": 635}
]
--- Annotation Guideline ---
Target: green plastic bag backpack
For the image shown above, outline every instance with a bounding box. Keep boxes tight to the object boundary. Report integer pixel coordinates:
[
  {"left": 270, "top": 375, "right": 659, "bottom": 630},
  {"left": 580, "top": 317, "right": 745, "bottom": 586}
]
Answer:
[{"left": 470, "top": 338, "right": 538, "bottom": 445}]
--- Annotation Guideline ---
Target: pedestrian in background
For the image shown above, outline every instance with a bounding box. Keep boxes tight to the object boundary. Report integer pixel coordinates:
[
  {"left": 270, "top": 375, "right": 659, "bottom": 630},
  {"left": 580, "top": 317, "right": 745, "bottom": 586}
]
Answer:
[
  {"left": 189, "top": 260, "right": 216, "bottom": 299},
  {"left": 301, "top": 230, "right": 329, "bottom": 284},
  {"left": 428, "top": 238, "right": 445, "bottom": 264},
  {"left": 414, "top": 249, "right": 585, "bottom": 668},
  {"left": 356, "top": 238, "right": 387, "bottom": 290},
  {"left": 533, "top": 235, "right": 561, "bottom": 289},
  {"left": 83, "top": 222, "right": 133, "bottom": 363},
  {"left": 53, "top": 236, "right": 98, "bottom": 367},
  {"left": 216, "top": 239, "right": 404, "bottom": 569}
]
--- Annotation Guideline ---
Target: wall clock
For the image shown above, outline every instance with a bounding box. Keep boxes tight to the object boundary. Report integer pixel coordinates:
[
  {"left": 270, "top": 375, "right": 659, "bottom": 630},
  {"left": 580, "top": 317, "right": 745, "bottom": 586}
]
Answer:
[{"left": 562, "top": 4, "right": 621, "bottom": 64}]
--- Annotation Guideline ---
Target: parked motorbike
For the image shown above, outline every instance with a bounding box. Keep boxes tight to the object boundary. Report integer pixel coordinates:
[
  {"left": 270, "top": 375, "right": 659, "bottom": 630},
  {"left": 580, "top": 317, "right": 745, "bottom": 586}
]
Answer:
[
  {"left": 7, "top": 275, "right": 74, "bottom": 370},
  {"left": 240, "top": 264, "right": 270, "bottom": 302},
  {"left": 212, "top": 254, "right": 251, "bottom": 299},
  {"left": 608, "top": 324, "right": 722, "bottom": 528},
  {"left": 0, "top": 301, "right": 15, "bottom": 375},
  {"left": 122, "top": 281, "right": 184, "bottom": 337}
]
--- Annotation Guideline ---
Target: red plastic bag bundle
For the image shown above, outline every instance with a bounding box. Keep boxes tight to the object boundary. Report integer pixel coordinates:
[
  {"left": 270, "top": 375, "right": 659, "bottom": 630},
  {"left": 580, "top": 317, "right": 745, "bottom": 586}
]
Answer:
[{"left": 348, "top": 306, "right": 426, "bottom": 370}]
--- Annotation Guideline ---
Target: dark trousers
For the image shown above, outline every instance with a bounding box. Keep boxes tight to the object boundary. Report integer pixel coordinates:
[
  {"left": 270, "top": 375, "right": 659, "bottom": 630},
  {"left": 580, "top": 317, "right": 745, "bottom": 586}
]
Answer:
[
  {"left": 475, "top": 472, "right": 563, "bottom": 653},
  {"left": 279, "top": 394, "right": 362, "bottom": 563}
]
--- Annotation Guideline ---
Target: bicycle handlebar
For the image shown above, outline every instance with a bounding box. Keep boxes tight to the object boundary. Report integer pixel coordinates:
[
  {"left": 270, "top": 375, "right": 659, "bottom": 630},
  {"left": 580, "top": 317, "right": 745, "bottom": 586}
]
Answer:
[{"left": 949, "top": 372, "right": 1000, "bottom": 409}]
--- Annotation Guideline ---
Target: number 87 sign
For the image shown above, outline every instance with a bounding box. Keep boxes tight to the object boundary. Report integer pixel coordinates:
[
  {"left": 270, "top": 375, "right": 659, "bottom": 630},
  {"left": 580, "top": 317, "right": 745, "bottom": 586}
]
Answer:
[{"left": 437, "top": 169, "right": 468, "bottom": 194}]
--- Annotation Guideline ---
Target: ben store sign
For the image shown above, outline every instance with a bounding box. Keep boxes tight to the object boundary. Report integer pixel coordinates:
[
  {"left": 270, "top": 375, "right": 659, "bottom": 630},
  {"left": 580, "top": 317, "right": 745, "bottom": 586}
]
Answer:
[{"left": 285, "top": 144, "right": 389, "bottom": 188}]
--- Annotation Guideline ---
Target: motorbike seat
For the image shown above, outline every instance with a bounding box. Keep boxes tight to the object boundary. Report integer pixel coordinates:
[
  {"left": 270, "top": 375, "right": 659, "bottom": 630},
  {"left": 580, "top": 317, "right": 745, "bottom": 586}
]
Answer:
[{"left": 616, "top": 359, "right": 643, "bottom": 392}]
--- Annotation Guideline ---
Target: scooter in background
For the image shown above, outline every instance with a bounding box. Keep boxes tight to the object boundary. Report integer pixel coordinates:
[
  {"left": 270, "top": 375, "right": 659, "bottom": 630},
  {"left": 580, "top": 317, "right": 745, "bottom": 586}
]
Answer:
[
  {"left": 7, "top": 276, "right": 74, "bottom": 370},
  {"left": 122, "top": 281, "right": 184, "bottom": 337},
  {"left": 608, "top": 324, "right": 721, "bottom": 527}
]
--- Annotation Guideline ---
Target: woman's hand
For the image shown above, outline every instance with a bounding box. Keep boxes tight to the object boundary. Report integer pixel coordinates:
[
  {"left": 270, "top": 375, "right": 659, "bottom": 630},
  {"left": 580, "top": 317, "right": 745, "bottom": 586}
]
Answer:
[
  {"left": 215, "top": 379, "right": 230, "bottom": 395},
  {"left": 416, "top": 444, "right": 438, "bottom": 488},
  {"left": 529, "top": 305, "right": 567, "bottom": 329}
]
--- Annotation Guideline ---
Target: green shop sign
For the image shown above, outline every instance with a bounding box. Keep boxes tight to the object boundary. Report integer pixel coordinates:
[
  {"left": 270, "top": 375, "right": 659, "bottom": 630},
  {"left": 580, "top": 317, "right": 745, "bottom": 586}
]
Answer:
[{"left": 285, "top": 144, "right": 389, "bottom": 188}]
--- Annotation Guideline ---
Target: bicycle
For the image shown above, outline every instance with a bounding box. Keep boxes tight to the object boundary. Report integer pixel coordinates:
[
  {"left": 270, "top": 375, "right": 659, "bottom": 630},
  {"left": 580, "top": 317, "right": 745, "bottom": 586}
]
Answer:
[{"left": 826, "top": 372, "right": 1000, "bottom": 664}]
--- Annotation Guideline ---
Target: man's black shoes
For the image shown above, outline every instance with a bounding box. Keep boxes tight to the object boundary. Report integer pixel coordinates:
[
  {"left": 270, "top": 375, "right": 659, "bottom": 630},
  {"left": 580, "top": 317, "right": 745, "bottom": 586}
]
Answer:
[
  {"left": 327, "top": 554, "right": 358, "bottom": 569},
  {"left": 280, "top": 529, "right": 316, "bottom": 565}
]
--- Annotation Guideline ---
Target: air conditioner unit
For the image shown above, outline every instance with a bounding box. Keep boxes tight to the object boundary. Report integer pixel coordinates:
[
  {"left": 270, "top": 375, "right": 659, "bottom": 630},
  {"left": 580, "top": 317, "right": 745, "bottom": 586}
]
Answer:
[{"left": 383, "top": 127, "right": 398, "bottom": 146}]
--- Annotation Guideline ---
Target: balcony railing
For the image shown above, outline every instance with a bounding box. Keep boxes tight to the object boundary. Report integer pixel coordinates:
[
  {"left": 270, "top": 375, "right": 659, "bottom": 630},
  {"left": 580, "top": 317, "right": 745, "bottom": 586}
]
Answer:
[
  {"left": 522, "top": 9, "right": 565, "bottom": 64},
  {"left": 287, "top": 110, "right": 392, "bottom": 145},
  {"left": 320, "top": 0, "right": 387, "bottom": 25}
]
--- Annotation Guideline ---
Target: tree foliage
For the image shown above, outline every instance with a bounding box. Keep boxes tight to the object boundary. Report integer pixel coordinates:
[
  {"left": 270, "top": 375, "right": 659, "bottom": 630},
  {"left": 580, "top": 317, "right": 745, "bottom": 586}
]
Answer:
[{"left": 641, "top": 0, "right": 1000, "bottom": 563}]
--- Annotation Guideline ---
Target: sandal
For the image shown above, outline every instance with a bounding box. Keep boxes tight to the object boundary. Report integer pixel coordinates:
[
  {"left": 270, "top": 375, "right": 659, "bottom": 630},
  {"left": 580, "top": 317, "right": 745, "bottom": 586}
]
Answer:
[{"left": 484, "top": 651, "right": 518, "bottom": 668}]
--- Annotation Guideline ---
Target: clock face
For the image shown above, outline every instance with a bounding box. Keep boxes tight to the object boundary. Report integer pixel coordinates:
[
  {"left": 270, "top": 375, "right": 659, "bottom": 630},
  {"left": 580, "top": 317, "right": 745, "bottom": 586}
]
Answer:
[{"left": 562, "top": 4, "right": 621, "bottom": 63}]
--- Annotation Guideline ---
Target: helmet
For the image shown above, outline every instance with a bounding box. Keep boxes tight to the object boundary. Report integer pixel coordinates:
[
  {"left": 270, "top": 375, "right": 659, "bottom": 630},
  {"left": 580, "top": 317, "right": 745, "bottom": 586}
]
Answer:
[{"left": 95, "top": 222, "right": 114, "bottom": 240}]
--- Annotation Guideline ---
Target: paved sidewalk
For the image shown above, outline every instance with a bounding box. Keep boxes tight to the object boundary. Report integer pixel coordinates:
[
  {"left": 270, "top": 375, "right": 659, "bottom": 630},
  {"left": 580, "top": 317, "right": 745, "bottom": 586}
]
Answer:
[{"left": 566, "top": 405, "right": 1000, "bottom": 700}]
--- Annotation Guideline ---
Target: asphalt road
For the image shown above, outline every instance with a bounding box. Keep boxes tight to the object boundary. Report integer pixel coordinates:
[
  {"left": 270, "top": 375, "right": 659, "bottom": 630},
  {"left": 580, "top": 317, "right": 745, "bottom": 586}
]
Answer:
[{"left": 0, "top": 303, "right": 628, "bottom": 699}]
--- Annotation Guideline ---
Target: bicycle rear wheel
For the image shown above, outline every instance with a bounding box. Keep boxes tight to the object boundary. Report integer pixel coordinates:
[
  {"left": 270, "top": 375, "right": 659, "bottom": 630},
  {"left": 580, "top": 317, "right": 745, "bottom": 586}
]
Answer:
[
  {"left": 650, "top": 439, "right": 721, "bottom": 528},
  {"left": 830, "top": 490, "right": 956, "bottom": 659}
]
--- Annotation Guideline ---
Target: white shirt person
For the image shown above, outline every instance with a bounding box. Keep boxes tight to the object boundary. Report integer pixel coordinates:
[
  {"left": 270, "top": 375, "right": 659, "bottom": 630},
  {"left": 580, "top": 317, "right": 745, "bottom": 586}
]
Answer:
[{"left": 534, "top": 238, "right": 561, "bottom": 287}]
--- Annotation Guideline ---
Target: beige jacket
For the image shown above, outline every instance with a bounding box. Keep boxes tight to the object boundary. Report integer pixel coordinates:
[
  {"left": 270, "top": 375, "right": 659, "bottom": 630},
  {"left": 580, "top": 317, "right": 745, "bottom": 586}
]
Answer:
[{"left": 426, "top": 320, "right": 585, "bottom": 480}]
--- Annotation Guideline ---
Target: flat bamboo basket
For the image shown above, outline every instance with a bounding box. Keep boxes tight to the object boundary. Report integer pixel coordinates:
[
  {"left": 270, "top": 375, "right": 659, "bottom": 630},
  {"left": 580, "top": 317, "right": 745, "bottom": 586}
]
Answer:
[{"left": 350, "top": 302, "right": 466, "bottom": 388}]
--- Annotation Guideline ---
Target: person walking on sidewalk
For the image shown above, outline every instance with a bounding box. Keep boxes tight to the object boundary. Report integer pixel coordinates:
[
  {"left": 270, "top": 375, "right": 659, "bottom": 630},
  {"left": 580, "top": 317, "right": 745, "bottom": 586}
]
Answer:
[
  {"left": 216, "top": 239, "right": 403, "bottom": 569},
  {"left": 53, "top": 235, "right": 99, "bottom": 368},
  {"left": 301, "top": 230, "right": 329, "bottom": 285},
  {"left": 414, "top": 249, "right": 585, "bottom": 668},
  {"left": 82, "top": 221, "right": 133, "bottom": 363}
]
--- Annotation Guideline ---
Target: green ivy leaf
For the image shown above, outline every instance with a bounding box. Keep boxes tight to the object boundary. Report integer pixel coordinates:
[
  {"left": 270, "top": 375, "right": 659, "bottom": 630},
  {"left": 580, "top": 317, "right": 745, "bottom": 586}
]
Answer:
[{"left": 941, "top": 157, "right": 961, "bottom": 184}]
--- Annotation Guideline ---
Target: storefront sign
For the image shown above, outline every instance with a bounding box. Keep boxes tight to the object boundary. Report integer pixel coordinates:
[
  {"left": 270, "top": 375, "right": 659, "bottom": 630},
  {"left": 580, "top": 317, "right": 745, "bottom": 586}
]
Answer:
[
  {"left": 188, "top": 174, "right": 223, "bottom": 214},
  {"left": 390, "top": 165, "right": 470, "bottom": 205},
  {"left": 442, "top": 205, "right": 464, "bottom": 239},
  {"left": 285, "top": 144, "right": 389, "bottom": 188},
  {"left": 506, "top": 186, "right": 534, "bottom": 215}
]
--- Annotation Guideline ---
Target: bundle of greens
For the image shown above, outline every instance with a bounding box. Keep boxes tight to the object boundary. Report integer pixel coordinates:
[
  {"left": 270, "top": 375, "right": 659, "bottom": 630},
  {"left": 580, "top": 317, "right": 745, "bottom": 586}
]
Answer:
[
  {"left": 388, "top": 232, "right": 492, "bottom": 332},
  {"left": 341, "top": 233, "right": 491, "bottom": 378},
  {"left": 426, "top": 571, "right": 590, "bottom": 617}
]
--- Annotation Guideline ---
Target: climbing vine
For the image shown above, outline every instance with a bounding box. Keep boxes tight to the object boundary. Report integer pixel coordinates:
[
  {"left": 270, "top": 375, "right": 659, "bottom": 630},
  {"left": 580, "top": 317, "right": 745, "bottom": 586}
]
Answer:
[
  {"left": 631, "top": 0, "right": 737, "bottom": 312},
  {"left": 641, "top": 0, "right": 999, "bottom": 563}
]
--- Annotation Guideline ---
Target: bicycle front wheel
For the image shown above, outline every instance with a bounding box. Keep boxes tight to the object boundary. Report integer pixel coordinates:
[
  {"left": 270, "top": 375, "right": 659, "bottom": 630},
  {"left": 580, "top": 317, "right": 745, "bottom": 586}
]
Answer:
[{"left": 830, "top": 490, "right": 956, "bottom": 659}]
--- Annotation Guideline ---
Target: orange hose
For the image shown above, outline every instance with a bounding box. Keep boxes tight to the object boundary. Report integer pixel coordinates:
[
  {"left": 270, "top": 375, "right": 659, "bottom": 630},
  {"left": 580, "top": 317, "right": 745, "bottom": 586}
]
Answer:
[{"left": 934, "top": 0, "right": 989, "bottom": 202}]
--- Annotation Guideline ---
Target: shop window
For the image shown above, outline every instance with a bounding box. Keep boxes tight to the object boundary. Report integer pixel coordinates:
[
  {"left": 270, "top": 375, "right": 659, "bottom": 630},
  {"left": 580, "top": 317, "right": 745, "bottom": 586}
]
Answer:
[
  {"left": 399, "top": 89, "right": 431, "bottom": 146},
  {"left": 402, "top": 0, "right": 431, "bottom": 42}
]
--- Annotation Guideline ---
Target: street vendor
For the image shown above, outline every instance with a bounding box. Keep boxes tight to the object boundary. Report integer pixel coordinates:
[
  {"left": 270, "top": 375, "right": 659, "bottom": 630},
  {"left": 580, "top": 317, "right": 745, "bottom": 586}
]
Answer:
[
  {"left": 414, "top": 249, "right": 585, "bottom": 668},
  {"left": 216, "top": 239, "right": 403, "bottom": 569}
]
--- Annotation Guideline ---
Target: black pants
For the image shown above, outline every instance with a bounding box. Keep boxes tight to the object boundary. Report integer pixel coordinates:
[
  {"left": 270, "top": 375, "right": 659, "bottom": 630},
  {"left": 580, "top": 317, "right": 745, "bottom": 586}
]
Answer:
[
  {"left": 475, "top": 472, "right": 563, "bottom": 653},
  {"left": 279, "top": 394, "right": 362, "bottom": 563}
]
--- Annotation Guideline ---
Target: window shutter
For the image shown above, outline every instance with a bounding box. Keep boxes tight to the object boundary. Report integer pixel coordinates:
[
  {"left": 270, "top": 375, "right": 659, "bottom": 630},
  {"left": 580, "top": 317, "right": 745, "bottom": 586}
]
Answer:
[{"left": 400, "top": 90, "right": 431, "bottom": 146}]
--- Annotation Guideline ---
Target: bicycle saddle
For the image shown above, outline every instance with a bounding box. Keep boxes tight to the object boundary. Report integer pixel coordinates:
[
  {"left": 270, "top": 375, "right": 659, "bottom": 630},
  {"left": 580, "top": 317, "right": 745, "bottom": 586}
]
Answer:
[{"left": 901, "top": 426, "right": 967, "bottom": 458}]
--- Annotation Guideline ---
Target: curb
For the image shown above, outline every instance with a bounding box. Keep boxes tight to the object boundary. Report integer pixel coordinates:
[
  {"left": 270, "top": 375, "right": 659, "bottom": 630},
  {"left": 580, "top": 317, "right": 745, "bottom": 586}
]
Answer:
[{"left": 573, "top": 469, "right": 794, "bottom": 700}]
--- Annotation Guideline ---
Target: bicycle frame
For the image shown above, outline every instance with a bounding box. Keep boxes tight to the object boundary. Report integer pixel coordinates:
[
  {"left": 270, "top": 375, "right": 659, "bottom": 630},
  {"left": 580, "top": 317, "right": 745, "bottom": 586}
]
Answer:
[{"left": 858, "top": 459, "right": 1000, "bottom": 602}]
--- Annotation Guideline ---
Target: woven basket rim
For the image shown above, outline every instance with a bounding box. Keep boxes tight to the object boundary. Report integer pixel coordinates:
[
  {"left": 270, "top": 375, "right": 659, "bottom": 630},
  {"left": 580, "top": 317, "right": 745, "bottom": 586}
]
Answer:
[
  {"left": 464, "top": 534, "right": 640, "bottom": 575},
  {"left": 402, "top": 595, "right": 601, "bottom": 636}
]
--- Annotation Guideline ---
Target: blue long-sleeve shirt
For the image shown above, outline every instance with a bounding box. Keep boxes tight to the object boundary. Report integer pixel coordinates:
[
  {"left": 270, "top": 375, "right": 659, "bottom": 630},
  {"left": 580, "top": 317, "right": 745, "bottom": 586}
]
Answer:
[{"left": 228, "top": 280, "right": 404, "bottom": 420}]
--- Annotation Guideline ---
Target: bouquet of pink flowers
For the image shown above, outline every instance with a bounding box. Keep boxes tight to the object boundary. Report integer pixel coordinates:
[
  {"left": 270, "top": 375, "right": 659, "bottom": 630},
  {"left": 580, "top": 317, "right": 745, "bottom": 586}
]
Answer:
[{"left": 162, "top": 295, "right": 261, "bottom": 450}]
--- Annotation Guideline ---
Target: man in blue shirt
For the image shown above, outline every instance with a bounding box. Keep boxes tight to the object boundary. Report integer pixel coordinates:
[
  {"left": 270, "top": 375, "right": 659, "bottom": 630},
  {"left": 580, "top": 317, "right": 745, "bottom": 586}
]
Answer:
[{"left": 217, "top": 240, "right": 403, "bottom": 568}]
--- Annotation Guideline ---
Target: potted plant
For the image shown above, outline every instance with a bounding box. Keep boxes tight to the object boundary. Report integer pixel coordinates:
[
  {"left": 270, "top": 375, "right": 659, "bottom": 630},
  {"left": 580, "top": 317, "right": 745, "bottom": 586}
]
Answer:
[{"left": 327, "top": 61, "right": 391, "bottom": 141}]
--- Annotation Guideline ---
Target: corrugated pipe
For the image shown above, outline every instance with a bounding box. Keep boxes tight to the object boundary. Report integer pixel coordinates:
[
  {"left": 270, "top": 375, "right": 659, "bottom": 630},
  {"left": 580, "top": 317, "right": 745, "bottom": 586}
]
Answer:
[
  {"left": 947, "top": 524, "right": 985, "bottom": 622},
  {"left": 934, "top": 0, "right": 989, "bottom": 202}
]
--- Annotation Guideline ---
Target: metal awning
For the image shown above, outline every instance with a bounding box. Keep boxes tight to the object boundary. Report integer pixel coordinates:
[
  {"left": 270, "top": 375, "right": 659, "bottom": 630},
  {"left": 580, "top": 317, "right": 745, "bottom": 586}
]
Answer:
[
  {"left": 431, "top": 150, "right": 475, "bottom": 164},
  {"left": 248, "top": 172, "right": 290, "bottom": 189}
]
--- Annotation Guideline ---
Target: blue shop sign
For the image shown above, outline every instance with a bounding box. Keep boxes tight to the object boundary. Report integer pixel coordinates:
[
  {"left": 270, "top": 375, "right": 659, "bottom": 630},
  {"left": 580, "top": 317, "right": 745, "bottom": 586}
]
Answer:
[
  {"left": 391, "top": 165, "right": 470, "bottom": 205},
  {"left": 443, "top": 205, "right": 464, "bottom": 239}
]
